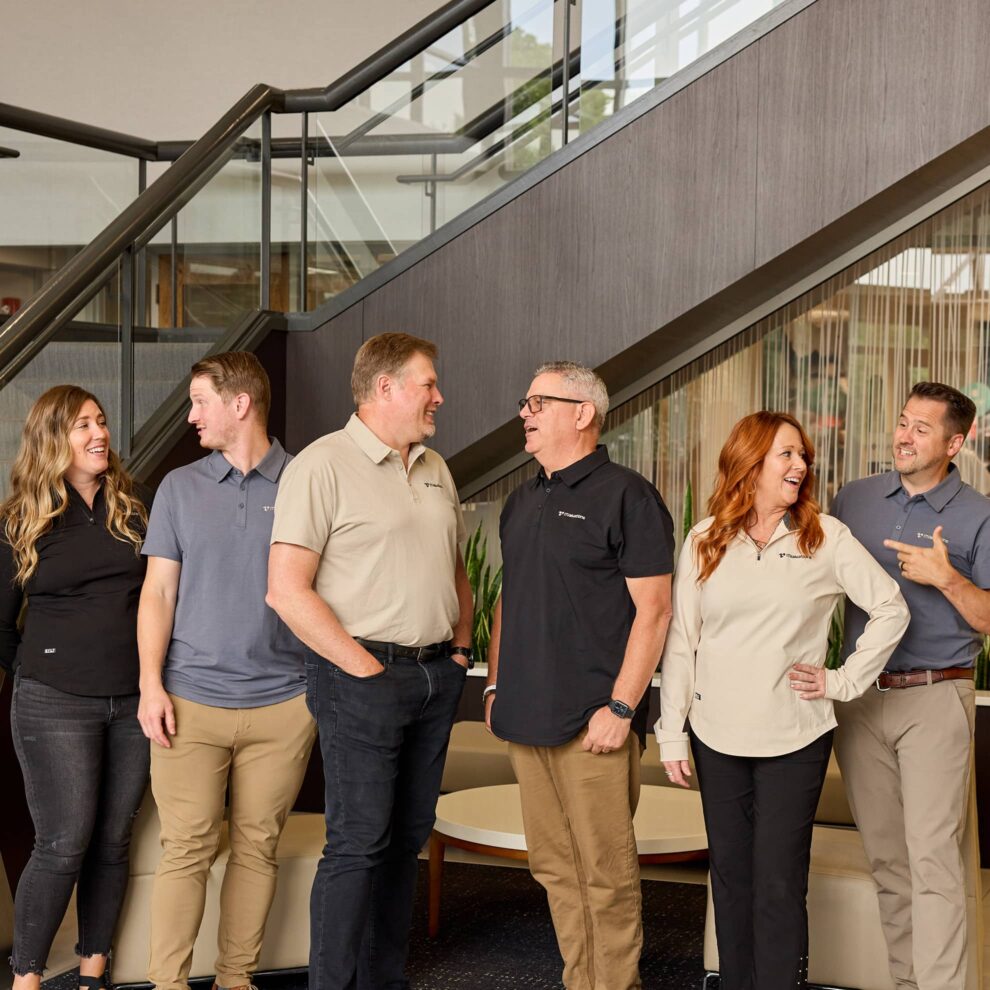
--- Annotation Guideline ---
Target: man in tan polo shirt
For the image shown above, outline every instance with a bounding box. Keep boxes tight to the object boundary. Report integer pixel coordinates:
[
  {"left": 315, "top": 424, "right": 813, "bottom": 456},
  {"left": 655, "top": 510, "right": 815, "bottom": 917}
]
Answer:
[{"left": 267, "top": 332, "right": 473, "bottom": 990}]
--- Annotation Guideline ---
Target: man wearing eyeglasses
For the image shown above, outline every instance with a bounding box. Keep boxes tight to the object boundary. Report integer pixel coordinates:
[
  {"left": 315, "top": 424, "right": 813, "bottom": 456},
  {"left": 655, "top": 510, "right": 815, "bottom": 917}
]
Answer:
[{"left": 486, "top": 361, "right": 675, "bottom": 990}]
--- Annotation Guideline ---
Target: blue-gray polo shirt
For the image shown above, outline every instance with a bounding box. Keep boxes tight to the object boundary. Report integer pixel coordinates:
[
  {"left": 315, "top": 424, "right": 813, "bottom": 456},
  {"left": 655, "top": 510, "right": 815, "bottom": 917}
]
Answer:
[
  {"left": 832, "top": 464, "right": 990, "bottom": 671},
  {"left": 142, "top": 440, "right": 306, "bottom": 708}
]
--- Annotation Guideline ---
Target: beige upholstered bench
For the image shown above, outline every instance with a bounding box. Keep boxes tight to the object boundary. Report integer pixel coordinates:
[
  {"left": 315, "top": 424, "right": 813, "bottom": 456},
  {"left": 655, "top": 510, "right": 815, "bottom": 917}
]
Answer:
[
  {"left": 702, "top": 825, "right": 894, "bottom": 990},
  {"left": 441, "top": 720, "right": 855, "bottom": 816},
  {"left": 111, "top": 792, "right": 325, "bottom": 985},
  {"left": 440, "top": 719, "right": 700, "bottom": 791}
]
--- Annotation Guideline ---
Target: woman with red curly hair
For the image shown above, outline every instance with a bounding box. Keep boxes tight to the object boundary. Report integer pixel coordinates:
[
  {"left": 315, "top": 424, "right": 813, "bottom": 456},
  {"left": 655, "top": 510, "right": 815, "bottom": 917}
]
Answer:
[{"left": 657, "top": 411, "right": 909, "bottom": 990}]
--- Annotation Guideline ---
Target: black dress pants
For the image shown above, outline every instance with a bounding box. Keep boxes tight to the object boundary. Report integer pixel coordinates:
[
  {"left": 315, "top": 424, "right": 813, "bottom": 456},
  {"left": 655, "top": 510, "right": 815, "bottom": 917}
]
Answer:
[{"left": 691, "top": 726, "right": 833, "bottom": 990}]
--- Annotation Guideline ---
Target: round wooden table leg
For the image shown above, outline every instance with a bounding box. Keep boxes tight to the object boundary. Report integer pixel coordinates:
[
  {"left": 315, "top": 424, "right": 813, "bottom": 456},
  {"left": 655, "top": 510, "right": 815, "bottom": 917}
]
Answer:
[{"left": 428, "top": 830, "right": 445, "bottom": 937}]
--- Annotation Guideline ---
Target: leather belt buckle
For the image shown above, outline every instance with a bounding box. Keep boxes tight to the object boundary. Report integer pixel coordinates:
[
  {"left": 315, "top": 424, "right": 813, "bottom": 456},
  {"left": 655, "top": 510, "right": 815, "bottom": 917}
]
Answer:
[{"left": 876, "top": 674, "right": 891, "bottom": 693}]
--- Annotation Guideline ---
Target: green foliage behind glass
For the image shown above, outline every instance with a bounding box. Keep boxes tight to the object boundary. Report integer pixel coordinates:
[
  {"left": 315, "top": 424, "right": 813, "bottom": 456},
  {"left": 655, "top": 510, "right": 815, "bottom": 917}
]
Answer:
[
  {"left": 465, "top": 524, "right": 503, "bottom": 665},
  {"left": 977, "top": 636, "right": 990, "bottom": 690}
]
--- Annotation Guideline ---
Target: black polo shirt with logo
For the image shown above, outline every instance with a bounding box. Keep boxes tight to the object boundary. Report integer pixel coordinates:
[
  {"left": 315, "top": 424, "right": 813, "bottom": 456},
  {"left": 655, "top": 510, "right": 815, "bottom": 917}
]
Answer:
[{"left": 492, "top": 446, "right": 675, "bottom": 747}]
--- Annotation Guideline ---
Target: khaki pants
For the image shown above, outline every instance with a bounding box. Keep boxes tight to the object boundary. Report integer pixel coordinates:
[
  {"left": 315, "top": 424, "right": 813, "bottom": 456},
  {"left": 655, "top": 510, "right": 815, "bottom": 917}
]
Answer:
[
  {"left": 834, "top": 679, "right": 975, "bottom": 990},
  {"left": 148, "top": 692, "right": 316, "bottom": 990},
  {"left": 508, "top": 732, "right": 642, "bottom": 990}
]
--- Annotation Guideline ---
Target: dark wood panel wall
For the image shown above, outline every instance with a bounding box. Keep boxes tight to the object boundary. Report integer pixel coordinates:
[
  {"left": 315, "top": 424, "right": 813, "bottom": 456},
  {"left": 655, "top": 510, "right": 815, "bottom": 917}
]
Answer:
[{"left": 286, "top": 0, "right": 990, "bottom": 482}]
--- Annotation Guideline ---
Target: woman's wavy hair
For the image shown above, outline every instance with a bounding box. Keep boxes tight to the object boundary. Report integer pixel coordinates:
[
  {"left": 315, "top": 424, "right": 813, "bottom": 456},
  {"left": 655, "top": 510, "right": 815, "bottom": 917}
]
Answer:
[
  {"left": 1, "top": 385, "right": 147, "bottom": 586},
  {"left": 694, "top": 411, "right": 824, "bottom": 583}
]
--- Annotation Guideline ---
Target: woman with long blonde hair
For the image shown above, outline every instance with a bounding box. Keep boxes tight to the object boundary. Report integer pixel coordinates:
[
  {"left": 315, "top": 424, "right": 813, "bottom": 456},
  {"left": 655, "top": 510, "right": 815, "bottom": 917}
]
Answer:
[
  {"left": 656, "top": 411, "right": 909, "bottom": 990},
  {"left": 1, "top": 385, "right": 148, "bottom": 990}
]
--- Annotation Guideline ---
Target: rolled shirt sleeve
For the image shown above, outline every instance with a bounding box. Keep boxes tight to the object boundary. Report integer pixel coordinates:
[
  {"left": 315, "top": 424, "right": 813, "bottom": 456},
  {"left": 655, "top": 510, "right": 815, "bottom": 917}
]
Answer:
[{"left": 824, "top": 521, "right": 910, "bottom": 702}]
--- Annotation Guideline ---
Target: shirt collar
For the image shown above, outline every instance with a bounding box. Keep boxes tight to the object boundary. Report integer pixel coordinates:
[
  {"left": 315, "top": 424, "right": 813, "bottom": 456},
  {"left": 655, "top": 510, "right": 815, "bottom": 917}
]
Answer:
[
  {"left": 883, "top": 463, "right": 962, "bottom": 511},
  {"left": 345, "top": 413, "right": 426, "bottom": 467},
  {"left": 207, "top": 438, "right": 287, "bottom": 484},
  {"left": 537, "top": 445, "right": 610, "bottom": 488}
]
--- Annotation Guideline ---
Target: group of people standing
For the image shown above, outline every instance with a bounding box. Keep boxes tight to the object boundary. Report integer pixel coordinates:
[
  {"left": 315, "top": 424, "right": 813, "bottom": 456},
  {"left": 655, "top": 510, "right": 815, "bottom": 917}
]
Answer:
[{"left": 1, "top": 331, "right": 988, "bottom": 990}]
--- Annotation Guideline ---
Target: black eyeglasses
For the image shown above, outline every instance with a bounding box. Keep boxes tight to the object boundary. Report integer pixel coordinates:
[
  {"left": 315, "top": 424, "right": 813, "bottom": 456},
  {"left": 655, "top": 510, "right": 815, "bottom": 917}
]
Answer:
[{"left": 517, "top": 394, "right": 587, "bottom": 414}]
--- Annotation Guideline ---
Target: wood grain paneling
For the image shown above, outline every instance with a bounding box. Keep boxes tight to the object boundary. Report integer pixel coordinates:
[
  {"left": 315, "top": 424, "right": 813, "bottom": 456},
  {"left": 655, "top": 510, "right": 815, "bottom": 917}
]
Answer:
[
  {"left": 357, "top": 46, "right": 760, "bottom": 461},
  {"left": 755, "top": 0, "right": 990, "bottom": 265},
  {"left": 286, "top": 302, "right": 363, "bottom": 453}
]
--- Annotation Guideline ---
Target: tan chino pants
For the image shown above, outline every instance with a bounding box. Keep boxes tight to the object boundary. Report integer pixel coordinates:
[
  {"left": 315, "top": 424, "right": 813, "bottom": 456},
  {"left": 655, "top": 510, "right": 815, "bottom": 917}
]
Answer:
[
  {"left": 834, "top": 679, "right": 974, "bottom": 990},
  {"left": 509, "top": 731, "right": 643, "bottom": 990},
  {"left": 148, "top": 692, "right": 317, "bottom": 990}
]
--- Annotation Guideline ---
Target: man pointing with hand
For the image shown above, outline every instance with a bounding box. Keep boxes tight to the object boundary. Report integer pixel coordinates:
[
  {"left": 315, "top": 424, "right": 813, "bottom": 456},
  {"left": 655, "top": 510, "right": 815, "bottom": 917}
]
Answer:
[{"left": 832, "top": 381, "right": 990, "bottom": 990}]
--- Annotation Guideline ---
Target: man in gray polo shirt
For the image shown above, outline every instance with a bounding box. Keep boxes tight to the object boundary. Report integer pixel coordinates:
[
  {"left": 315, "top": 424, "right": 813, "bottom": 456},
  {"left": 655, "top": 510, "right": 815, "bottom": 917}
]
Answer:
[
  {"left": 138, "top": 352, "right": 316, "bottom": 990},
  {"left": 832, "top": 381, "right": 990, "bottom": 990}
]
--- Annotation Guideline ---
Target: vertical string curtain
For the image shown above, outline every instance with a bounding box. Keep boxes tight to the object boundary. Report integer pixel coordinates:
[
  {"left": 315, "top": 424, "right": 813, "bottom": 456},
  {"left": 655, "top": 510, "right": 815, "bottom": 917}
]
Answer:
[{"left": 470, "top": 181, "right": 990, "bottom": 556}]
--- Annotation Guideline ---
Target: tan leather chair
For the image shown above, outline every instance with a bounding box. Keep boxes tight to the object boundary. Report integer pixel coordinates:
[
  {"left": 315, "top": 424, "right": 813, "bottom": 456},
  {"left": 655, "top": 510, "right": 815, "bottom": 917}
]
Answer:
[
  {"left": 701, "top": 755, "right": 983, "bottom": 990},
  {"left": 111, "top": 791, "right": 325, "bottom": 985}
]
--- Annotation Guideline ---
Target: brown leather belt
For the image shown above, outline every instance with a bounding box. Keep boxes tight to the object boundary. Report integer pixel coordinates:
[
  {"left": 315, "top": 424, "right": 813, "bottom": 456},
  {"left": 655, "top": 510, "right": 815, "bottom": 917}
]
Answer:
[{"left": 876, "top": 667, "right": 974, "bottom": 691}]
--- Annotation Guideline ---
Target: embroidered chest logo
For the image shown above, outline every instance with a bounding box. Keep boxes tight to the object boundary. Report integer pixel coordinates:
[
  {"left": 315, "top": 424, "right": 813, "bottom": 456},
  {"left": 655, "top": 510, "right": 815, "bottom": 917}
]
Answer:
[
  {"left": 778, "top": 552, "right": 811, "bottom": 559},
  {"left": 423, "top": 482, "right": 444, "bottom": 489},
  {"left": 558, "top": 510, "right": 586, "bottom": 520},
  {"left": 916, "top": 531, "right": 949, "bottom": 544},
  {"left": 262, "top": 505, "right": 275, "bottom": 512}
]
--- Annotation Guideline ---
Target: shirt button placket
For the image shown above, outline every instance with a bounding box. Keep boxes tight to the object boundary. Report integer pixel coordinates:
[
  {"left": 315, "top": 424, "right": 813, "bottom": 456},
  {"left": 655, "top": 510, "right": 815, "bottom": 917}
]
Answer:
[{"left": 237, "top": 477, "right": 247, "bottom": 528}]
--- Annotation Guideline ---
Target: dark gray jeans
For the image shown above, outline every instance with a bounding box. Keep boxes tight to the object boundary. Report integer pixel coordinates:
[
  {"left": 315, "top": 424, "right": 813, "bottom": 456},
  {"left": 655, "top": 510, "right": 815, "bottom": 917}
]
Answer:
[
  {"left": 9, "top": 675, "right": 150, "bottom": 976},
  {"left": 307, "top": 647, "right": 466, "bottom": 990}
]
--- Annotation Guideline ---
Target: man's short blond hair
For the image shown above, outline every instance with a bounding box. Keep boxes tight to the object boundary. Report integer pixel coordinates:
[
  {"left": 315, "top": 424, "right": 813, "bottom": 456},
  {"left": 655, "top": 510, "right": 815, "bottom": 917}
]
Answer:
[
  {"left": 352, "top": 333, "right": 439, "bottom": 406},
  {"left": 191, "top": 351, "right": 271, "bottom": 424},
  {"left": 534, "top": 361, "right": 609, "bottom": 430}
]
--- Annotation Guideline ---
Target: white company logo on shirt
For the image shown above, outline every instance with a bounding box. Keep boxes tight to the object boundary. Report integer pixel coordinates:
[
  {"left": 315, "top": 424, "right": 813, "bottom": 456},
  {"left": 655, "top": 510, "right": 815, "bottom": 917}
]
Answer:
[
  {"left": 262, "top": 505, "right": 275, "bottom": 512},
  {"left": 558, "top": 510, "right": 586, "bottom": 520},
  {"left": 44, "top": 648, "right": 56, "bottom": 654},
  {"left": 916, "top": 531, "right": 949, "bottom": 544}
]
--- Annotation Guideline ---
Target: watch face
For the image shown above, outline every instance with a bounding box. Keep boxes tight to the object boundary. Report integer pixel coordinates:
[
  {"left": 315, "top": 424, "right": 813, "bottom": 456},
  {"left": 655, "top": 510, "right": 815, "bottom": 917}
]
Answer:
[{"left": 609, "top": 700, "right": 633, "bottom": 719}]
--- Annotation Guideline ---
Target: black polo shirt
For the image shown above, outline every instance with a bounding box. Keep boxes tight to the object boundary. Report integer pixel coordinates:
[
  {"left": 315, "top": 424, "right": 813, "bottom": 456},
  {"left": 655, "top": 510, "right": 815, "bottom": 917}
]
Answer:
[{"left": 492, "top": 446, "right": 674, "bottom": 747}]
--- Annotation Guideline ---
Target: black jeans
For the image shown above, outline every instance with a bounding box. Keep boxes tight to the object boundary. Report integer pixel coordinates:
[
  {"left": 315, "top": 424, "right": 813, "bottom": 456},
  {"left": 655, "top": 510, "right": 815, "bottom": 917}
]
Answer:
[
  {"left": 306, "top": 647, "right": 466, "bottom": 990},
  {"left": 691, "top": 726, "right": 833, "bottom": 990},
  {"left": 9, "top": 675, "right": 150, "bottom": 976}
]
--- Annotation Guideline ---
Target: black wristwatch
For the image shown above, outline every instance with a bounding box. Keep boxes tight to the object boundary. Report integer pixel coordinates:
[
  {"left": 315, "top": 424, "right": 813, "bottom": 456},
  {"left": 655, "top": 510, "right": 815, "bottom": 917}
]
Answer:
[
  {"left": 450, "top": 646, "right": 475, "bottom": 669},
  {"left": 608, "top": 698, "right": 634, "bottom": 719}
]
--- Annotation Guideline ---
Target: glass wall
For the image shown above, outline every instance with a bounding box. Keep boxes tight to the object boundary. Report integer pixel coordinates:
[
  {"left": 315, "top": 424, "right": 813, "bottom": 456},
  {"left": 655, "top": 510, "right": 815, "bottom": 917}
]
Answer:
[{"left": 468, "top": 180, "right": 990, "bottom": 557}]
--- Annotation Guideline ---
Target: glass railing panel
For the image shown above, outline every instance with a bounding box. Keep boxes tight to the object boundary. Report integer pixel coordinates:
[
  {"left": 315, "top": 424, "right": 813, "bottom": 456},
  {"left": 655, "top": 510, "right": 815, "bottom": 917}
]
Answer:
[
  {"left": 0, "top": 267, "right": 122, "bottom": 499},
  {"left": 569, "top": 0, "right": 793, "bottom": 141},
  {"left": 303, "top": 0, "right": 556, "bottom": 307},
  {"left": 298, "top": 0, "right": 798, "bottom": 304},
  {"left": 132, "top": 127, "right": 263, "bottom": 435},
  {"left": 0, "top": 127, "right": 139, "bottom": 321}
]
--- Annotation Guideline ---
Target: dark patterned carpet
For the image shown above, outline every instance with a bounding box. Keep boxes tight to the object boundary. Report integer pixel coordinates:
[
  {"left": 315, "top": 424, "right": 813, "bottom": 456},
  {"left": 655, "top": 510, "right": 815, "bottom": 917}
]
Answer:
[{"left": 43, "top": 863, "right": 711, "bottom": 990}]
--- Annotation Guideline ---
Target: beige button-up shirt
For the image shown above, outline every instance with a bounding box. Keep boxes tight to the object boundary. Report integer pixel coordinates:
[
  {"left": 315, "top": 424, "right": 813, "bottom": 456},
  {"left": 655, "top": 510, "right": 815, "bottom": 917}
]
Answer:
[
  {"left": 271, "top": 414, "right": 465, "bottom": 647},
  {"left": 656, "top": 513, "right": 909, "bottom": 761}
]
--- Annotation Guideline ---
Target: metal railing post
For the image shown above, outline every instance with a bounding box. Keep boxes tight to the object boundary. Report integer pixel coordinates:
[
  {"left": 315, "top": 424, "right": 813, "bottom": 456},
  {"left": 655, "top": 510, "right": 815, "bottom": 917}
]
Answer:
[
  {"left": 261, "top": 111, "right": 272, "bottom": 310},
  {"left": 120, "top": 246, "right": 135, "bottom": 457},
  {"left": 170, "top": 216, "right": 179, "bottom": 328},
  {"left": 135, "top": 160, "right": 147, "bottom": 327},
  {"left": 300, "top": 112, "right": 309, "bottom": 310},
  {"left": 561, "top": 0, "right": 577, "bottom": 146}
]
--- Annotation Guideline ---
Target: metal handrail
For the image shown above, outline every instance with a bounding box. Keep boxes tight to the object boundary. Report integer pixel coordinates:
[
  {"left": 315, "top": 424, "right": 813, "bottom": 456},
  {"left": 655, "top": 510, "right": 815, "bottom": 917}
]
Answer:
[
  {"left": 0, "top": 83, "right": 278, "bottom": 387},
  {"left": 0, "top": 0, "right": 496, "bottom": 388},
  {"left": 0, "top": 102, "right": 158, "bottom": 159}
]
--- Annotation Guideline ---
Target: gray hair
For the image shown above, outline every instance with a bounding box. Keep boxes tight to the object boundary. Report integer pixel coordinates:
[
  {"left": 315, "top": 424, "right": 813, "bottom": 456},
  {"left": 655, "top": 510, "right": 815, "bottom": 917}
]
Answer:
[{"left": 534, "top": 361, "right": 609, "bottom": 430}]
